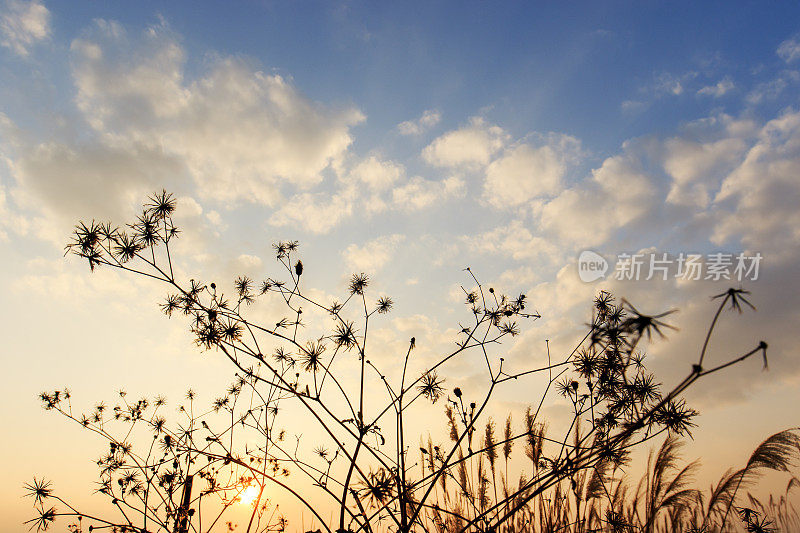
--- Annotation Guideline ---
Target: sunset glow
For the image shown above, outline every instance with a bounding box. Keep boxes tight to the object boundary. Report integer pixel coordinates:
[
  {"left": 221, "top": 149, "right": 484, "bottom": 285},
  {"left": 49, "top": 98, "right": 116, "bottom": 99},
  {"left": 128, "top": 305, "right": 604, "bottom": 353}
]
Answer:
[
  {"left": 239, "top": 484, "right": 261, "bottom": 506},
  {"left": 3, "top": 1, "right": 800, "bottom": 532}
]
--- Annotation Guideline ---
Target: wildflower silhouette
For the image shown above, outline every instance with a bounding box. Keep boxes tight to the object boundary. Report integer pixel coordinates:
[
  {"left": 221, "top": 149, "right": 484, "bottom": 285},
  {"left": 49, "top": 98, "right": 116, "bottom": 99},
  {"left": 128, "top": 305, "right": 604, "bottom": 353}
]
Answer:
[{"left": 28, "top": 191, "right": 797, "bottom": 532}]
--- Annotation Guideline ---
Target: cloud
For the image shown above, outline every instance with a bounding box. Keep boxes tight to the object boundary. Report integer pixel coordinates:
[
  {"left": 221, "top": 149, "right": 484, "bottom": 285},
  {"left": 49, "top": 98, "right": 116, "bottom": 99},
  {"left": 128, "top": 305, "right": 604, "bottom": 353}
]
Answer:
[
  {"left": 0, "top": 18, "right": 371, "bottom": 240},
  {"left": 349, "top": 155, "right": 404, "bottom": 191},
  {"left": 746, "top": 71, "right": 799, "bottom": 104},
  {"left": 777, "top": 37, "right": 800, "bottom": 63},
  {"left": 484, "top": 134, "right": 582, "bottom": 208},
  {"left": 0, "top": 184, "right": 13, "bottom": 240},
  {"left": 1, "top": 114, "right": 183, "bottom": 243},
  {"left": 10, "top": 140, "right": 181, "bottom": 219},
  {"left": 712, "top": 109, "right": 800, "bottom": 257},
  {"left": 269, "top": 158, "right": 463, "bottom": 233},
  {"left": 269, "top": 163, "right": 464, "bottom": 232},
  {"left": 697, "top": 77, "right": 734, "bottom": 97},
  {"left": 343, "top": 234, "right": 405, "bottom": 273},
  {"left": 662, "top": 135, "right": 748, "bottom": 208},
  {"left": 461, "top": 219, "right": 560, "bottom": 263},
  {"left": 625, "top": 71, "right": 698, "bottom": 111},
  {"left": 621, "top": 99, "right": 646, "bottom": 114},
  {"left": 268, "top": 187, "right": 357, "bottom": 234},
  {"left": 652, "top": 71, "right": 697, "bottom": 97},
  {"left": 0, "top": 0, "right": 50, "bottom": 56},
  {"left": 422, "top": 117, "right": 508, "bottom": 168},
  {"left": 391, "top": 175, "right": 464, "bottom": 211},
  {"left": 497, "top": 265, "right": 539, "bottom": 289},
  {"left": 397, "top": 109, "right": 441, "bottom": 136},
  {"left": 69, "top": 19, "right": 365, "bottom": 206},
  {"left": 539, "top": 151, "right": 656, "bottom": 247}
]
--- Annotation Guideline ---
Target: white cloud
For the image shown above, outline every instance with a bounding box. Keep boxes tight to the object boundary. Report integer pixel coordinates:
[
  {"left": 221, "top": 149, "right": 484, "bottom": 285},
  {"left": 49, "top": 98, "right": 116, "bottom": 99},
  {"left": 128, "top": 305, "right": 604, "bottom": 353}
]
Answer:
[
  {"left": 662, "top": 135, "right": 747, "bottom": 208},
  {"left": 349, "top": 155, "right": 404, "bottom": 191},
  {"left": 397, "top": 109, "right": 441, "bottom": 136},
  {"left": 627, "top": 71, "right": 698, "bottom": 110},
  {"left": 777, "top": 37, "right": 800, "bottom": 63},
  {"left": 270, "top": 168, "right": 464, "bottom": 233},
  {"left": 0, "top": 0, "right": 50, "bottom": 56},
  {"left": 697, "top": 77, "right": 734, "bottom": 97},
  {"left": 539, "top": 152, "right": 656, "bottom": 247},
  {"left": 461, "top": 219, "right": 560, "bottom": 263},
  {"left": 343, "top": 234, "right": 405, "bottom": 273},
  {"left": 422, "top": 117, "right": 508, "bottom": 168},
  {"left": 621, "top": 99, "right": 646, "bottom": 113},
  {"left": 712, "top": 109, "right": 800, "bottom": 257},
  {"left": 391, "top": 175, "right": 464, "bottom": 211},
  {"left": 0, "top": 185, "right": 13, "bottom": 240},
  {"left": 746, "top": 71, "right": 799, "bottom": 104},
  {"left": 268, "top": 187, "right": 357, "bottom": 234},
  {"left": 653, "top": 71, "right": 697, "bottom": 96},
  {"left": 497, "top": 265, "right": 539, "bottom": 288},
  {"left": 484, "top": 134, "right": 582, "bottom": 208},
  {"left": 69, "top": 20, "right": 365, "bottom": 206},
  {"left": 2, "top": 130, "right": 184, "bottom": 243},
  {"left": 231, "top": 253, "right": 262, "bottom": 272}
]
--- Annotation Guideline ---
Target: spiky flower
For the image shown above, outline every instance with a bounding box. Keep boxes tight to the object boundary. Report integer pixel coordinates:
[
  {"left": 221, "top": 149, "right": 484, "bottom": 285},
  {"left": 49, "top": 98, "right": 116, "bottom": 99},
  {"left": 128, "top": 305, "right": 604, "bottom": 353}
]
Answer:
[
  {"left": 332, "top": 321, "right": 358, "bottom": 350},
  {"left": 146, "top": 189, "right": 176, "bottom": 220},
  {"left": 349, "top": 273, "right": 369, "bottom": 295},
  {"left": 418, "top": 370, "right": 445, "bottom": 403},
  {"left": 299, "top": 341, "right": 326, "bottom": 373},
  {"left": 23, "top": 478, "right": 52, "bottom": 505},
  {"left": 376, "top": 296, "right": 393, "bottom": 314}
]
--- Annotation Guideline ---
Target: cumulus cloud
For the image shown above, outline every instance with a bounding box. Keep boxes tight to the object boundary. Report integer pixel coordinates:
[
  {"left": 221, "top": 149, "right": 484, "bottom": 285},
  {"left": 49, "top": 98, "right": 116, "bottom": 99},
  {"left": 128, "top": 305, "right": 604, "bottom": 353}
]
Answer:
[
  {"left": 0, "top": 106, "right": 184, "bottom": 242},
  {"left": 777, "top": 36, "right": 800, "bottom": 63},
  {"left": 484, "top": 134, "right": 582, "bottom": 208},
  {"left": 746, "top": 71, "right": 799, "bottom": 104},
  {"left": 269, "top": 159, "right": 463, "bottom": 233},
  {"left": 461, "top": 219, "right": 560, "bottom": 263},
  {"left": 69, "top": 19, "right": 364, "bottom": 206},
  {"left": 422, "top": 117, "right": 508, "bottom": 168},
  {"left": 712, "top": 109, "right": 800, "bottom": 257},
  {"left": 397, "top": 109, "right": 441, "bottom": 136},
  {"left": 662, "top": 135, "right": 748, "bottom": 208},
  {"left": 652, "top": 71, "right": 697, "bottom": 97},
  {"left": 268, "top": 187, "right": 357, "bottom": 234},
  {"left": 343, "top": 234, "right": 405, "bottom": 273},
  {"left": 392, "top": 175, "right": 464, "bottom": 211},
  {"left": 10, "top": 140, "right": 182, "bottom": 222},
  {"left": 697, "top": 77, "right": 734, "bottom": 97},
  {"left": 0, "top": 0, "right": 50, "bottom": 56},
  {"left": 349, "top": 155, "right": 404, "bottom": 191},
  {"left": 507, "top": 109, "right": 800, "bottom": 402},
  {"left": 269, "top": 164, "right": 464, "bottom": 232},
  {"left": 538, "top": 152, "right": 656, "bottom": 247}
]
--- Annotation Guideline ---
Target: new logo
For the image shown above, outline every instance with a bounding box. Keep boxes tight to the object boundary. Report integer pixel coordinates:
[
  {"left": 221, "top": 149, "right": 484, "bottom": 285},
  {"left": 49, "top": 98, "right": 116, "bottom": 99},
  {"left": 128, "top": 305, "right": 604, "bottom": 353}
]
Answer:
[{"left": 578, "top": 250, "right": 609, "bottom": 282}]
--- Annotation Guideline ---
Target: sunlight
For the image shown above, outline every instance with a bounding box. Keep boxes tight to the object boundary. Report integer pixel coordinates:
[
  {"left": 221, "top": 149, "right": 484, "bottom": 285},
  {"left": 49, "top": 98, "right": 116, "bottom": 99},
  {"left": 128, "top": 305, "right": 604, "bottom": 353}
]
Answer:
[{"left": 239, "top": 484, "right": 260, "bottom": 506}]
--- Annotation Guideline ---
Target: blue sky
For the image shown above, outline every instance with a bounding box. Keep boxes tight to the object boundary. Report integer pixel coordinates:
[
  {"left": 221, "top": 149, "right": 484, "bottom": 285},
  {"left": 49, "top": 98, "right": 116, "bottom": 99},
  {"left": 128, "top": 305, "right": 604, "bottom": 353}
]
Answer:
[
  {"left": 12, "top": 2, "right": 800, "bottom": 149},
  {"left": 2, "top": 1, "right": 800, "bottom": 530}
]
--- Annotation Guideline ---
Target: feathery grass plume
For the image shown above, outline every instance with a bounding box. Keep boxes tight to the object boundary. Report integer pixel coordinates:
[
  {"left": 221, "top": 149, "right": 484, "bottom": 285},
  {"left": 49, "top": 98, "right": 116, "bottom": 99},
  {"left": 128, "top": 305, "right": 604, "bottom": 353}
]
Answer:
[{"left": 502, "top": 414, "right": 513, "bottom": 462}]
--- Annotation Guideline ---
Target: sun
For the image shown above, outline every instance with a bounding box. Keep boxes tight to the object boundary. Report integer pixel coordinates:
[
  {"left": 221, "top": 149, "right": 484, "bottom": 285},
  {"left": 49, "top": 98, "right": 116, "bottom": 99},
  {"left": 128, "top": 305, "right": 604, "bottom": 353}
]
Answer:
[{"left": 239, "top": 484, "right": 260, "bottom": 505}]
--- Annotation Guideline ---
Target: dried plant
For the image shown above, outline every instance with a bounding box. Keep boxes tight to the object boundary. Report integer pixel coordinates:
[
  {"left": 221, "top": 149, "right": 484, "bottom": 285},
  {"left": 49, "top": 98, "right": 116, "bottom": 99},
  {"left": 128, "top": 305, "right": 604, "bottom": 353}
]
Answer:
[{"left": 27, "top": 191, "right": 792, "bottom": 533}]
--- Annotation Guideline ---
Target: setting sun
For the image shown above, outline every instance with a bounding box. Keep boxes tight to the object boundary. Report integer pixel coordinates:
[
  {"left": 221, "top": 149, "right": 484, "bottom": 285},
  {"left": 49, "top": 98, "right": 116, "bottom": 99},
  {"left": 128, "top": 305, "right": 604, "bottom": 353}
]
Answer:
[{"left": 239, "top": 484, "right": 260, "bottom": 506}]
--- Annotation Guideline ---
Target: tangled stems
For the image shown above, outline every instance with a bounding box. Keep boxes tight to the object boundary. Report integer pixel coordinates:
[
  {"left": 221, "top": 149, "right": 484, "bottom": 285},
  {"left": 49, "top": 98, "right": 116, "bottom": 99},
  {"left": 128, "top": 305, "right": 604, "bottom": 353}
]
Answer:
[{"left": 30, "top": 191, "right": 775, "bottom": 533}]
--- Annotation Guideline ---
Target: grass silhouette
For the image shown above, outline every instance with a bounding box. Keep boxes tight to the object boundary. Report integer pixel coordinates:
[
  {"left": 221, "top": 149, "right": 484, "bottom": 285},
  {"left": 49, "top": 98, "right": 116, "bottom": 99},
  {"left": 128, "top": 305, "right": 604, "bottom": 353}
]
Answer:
[{"left": 26, "top": 191, "right": 797, "bottom": 532}]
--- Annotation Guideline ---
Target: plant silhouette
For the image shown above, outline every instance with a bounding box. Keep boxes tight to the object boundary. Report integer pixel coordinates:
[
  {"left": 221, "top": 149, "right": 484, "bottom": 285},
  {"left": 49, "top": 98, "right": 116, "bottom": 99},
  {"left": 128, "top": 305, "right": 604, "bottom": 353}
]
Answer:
[{"left": 27, "top": 191, "right": 798, "bottom": 532}]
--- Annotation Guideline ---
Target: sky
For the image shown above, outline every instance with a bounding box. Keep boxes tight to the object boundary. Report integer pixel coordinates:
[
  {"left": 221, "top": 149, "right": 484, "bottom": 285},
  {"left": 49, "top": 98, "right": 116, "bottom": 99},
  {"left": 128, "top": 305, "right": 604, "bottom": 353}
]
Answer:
[{"left": 1, "top": 0, "right": 800, "bottom": 530}]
